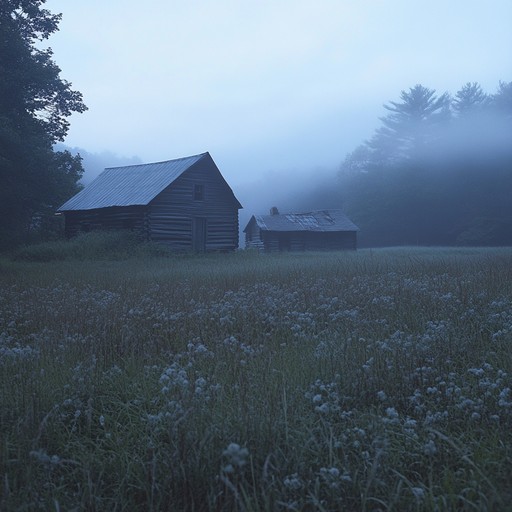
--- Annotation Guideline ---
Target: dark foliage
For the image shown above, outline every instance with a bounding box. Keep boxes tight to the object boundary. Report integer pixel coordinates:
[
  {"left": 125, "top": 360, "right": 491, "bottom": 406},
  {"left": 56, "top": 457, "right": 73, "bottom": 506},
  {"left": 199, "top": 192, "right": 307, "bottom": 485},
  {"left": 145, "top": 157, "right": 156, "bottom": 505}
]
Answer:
[
  {"left": 0, "top": 0, "right": 87, "bottom": 249},
  {"left": 10, "top": 230, "right": 171, "bottom": 262},
  {"left": 339, "top": 82, "right": 512, "bottom": 247}
]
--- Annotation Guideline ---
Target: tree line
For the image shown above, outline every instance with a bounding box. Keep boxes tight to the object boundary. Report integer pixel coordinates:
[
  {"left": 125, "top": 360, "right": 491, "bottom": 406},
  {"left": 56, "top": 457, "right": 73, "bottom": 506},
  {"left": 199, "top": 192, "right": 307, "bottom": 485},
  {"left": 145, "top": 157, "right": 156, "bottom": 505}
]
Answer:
[{"left": 339, "top": 82, "right": 512, "bottom": 247}]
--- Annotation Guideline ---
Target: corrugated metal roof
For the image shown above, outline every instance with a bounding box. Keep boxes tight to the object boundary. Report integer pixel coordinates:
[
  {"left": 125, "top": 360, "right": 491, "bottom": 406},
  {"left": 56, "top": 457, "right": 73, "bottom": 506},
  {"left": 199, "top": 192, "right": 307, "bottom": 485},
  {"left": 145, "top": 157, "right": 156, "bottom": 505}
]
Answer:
[
  {"left": 248, "top": 209, "right": 359, "bottom": 232},
  {"left": 58, "top": 152, "right": 208, "bottom": 211}
]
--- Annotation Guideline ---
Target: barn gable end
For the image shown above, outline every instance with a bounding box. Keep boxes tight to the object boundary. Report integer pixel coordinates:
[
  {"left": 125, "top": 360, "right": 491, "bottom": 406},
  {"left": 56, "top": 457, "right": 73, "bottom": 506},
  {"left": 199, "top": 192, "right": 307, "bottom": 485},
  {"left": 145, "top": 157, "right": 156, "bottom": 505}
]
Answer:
[{"left": 148, "top": 155, "right": 241, "bottom": 251}]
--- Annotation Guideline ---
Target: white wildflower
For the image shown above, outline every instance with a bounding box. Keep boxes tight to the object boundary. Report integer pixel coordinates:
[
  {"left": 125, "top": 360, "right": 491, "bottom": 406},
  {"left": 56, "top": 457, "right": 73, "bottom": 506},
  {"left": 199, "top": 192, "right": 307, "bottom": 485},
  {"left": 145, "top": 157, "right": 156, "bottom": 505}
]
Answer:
[
  {"left": 386, "top": 407, "right": 399, "bottom": 419},
  {"left": 283, "top": 473, "right": 302, "bottom": 491},
  {"left": 222, "top": 443, "right": 249, "bottom": 474},
  {"left": 315, "top": 403, "right": 330, "bottom": 414},
  {"left": 423, "top": 439, "right": 437, "bottom": 456},
  {"left": 411, "top": 487, "right": 425, "bottom": 500}
]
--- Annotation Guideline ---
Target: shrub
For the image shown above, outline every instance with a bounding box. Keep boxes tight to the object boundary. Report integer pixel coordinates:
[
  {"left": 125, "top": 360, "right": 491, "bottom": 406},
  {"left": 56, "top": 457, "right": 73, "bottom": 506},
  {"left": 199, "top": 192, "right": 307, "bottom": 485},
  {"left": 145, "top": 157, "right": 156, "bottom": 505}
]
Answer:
[{"left": 11, "top": 230, "right": 171, "bottom": 262}]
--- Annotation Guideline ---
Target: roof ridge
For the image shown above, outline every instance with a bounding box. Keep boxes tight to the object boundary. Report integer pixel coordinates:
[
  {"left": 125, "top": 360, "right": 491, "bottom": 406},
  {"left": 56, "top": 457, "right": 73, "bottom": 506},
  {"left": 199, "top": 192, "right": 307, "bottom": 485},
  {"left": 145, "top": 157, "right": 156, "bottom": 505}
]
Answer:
[
  {"left": 104, "top": 152, "right": 208, "bottom": 171},
  {"left": 261, "top": 208, "right": 344, "bottom": 217}
]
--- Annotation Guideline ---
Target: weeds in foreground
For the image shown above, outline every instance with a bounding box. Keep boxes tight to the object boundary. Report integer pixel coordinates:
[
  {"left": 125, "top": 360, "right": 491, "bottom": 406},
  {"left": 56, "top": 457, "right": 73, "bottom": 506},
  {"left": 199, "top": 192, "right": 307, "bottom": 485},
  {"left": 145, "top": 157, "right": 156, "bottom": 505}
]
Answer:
[{"left": 1, "top": 247, "right": 512, "bottom": 510}]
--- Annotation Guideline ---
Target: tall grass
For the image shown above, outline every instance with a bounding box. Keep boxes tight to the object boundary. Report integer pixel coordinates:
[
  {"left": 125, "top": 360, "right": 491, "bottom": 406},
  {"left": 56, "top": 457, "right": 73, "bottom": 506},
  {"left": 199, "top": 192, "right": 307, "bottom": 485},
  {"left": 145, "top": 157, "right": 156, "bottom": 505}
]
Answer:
[
  {"left": 9, "top": 230, "right": 171, "bottom": 262},
  {"left": 1, "top": 246, "right": 511, "bottom": 510}
]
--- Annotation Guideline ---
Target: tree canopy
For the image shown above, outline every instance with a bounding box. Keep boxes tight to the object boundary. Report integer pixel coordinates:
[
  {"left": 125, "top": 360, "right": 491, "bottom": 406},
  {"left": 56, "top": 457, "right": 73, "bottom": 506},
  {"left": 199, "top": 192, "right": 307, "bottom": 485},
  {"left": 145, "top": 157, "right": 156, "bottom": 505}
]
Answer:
[
  {"left": 0, "top": 0, "right": 87, "bottom": 247},
  {"left": 339, "top": 82, "right": 512, "bottom": 247},
  {"left": 452, "top": 82, "right": 490, "bottom": 116},
  {"left": 367, "top": 85, "right": 451, "bottom": 164}
]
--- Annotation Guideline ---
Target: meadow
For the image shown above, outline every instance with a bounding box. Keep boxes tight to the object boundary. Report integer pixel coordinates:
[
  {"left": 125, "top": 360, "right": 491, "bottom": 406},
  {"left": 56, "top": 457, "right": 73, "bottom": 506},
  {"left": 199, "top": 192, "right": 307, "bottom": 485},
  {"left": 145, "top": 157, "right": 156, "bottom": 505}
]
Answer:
[{"left": 1, "top": 235, "right": 511, "bottom": 511}]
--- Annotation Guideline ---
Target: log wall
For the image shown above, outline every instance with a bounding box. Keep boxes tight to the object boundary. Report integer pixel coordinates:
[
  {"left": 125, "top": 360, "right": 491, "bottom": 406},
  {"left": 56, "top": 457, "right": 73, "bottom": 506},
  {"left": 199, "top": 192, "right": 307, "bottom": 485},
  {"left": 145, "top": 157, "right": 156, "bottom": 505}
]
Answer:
[
  {"left": 63, "top": 206, "right": 148, "bottom": 239},
  {"left": 249, "top": 230, "right": 357, "bottom": 252},
  {"left": 244, "top": 221, "right": 265, "bottom": 251},
  {"left": 147, "top": 159, "right": 239, "bottom": 251},
  {"left": 62, "top": 158, "right": 240, "bottom": 252}
]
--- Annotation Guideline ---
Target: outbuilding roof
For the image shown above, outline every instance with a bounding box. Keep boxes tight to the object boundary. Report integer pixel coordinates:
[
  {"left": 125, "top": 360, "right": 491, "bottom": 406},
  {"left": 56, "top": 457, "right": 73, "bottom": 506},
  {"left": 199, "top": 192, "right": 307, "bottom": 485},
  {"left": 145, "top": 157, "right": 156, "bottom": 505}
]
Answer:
[
  {"left": 245, "top": 209, "right": 359, "bottom": 233},
  {"left": 58, "top": 152, "right": 217, "bottom": 211}
]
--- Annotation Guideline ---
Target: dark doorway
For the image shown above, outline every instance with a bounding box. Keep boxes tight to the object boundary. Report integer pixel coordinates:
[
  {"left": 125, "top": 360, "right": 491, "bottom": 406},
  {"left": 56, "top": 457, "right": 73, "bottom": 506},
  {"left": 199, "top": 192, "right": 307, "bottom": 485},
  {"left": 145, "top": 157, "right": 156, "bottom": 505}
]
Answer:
[{"left": 192, "top": 217, "right": 207, "bottom": 252}]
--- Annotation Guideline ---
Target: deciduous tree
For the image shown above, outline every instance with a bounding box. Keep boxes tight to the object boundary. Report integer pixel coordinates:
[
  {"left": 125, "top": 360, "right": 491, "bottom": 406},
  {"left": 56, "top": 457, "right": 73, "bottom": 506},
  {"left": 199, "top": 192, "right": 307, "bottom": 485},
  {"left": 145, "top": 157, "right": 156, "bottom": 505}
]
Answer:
[{"left": 0, "top": 0, "right": 87, "bottom": 246}]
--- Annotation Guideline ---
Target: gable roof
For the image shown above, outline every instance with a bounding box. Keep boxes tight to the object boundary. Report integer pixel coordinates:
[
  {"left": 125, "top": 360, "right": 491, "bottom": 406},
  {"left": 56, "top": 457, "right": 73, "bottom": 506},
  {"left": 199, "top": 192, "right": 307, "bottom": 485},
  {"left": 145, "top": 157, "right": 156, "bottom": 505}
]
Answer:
[
  {"left": 58, "top": 152, "right": 241, "bottom": 212},
  {"left": 244, "top": 209, "right": 359, "bottom": 233}
]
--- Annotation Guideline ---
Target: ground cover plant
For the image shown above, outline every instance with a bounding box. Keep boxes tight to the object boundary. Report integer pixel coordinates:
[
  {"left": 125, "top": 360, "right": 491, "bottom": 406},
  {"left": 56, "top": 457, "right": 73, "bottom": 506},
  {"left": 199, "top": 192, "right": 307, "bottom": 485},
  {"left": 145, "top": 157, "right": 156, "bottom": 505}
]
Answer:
[{"left": 1, "top": 245, "right": 511, "bottom": 511}]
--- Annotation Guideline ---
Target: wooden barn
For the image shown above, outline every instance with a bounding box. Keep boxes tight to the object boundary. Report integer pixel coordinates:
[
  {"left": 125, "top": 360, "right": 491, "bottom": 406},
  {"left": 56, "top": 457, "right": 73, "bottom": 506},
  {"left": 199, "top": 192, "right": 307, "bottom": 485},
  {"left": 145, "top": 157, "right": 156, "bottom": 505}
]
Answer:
[
  {"left": 244, "top": 208, "right": 359, "bottom": 252},
  {"left": 57, "top": 152, "right": 242, "bottom": 251}
]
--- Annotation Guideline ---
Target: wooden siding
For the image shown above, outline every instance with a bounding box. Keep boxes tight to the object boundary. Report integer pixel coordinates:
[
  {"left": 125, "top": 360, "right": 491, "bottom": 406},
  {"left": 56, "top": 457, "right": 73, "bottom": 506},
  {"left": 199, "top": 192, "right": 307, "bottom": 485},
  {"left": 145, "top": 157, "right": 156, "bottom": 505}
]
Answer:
[
  {"left": 63, "top": 206, "right": 148, "bottom": 238},
  {"left": 244, "top": 219, "right": 264, "bottom": 251},
  {"left": 147, "top": 159, "right": 239, "bottom": 251},
  {"left": 62, "top": 156, "right": 240, "bottom": 251},
  {"left": 248, "top": 229, "right": 357, "bottom": 252}
]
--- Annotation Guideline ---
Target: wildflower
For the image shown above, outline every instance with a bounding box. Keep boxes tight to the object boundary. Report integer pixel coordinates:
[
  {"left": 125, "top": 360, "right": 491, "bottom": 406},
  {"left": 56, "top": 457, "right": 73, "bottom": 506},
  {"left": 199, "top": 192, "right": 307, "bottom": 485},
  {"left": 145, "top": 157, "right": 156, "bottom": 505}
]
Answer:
[
  {"left": 423, "top": 439, "right": 437, "bottom": 456},
  {"left": 315, "top": 403, "right": 330, "bottom": 414},
  {"left": 411, "top": 487, "right": 425, "bottom": 500},
  {"left": 386, "top": 407, "right": 399, "bottom": 419},
  {"left": 222, "top": 443, "right": 249, "bottom": 474},
  {"left": 321, "top": 467, "right": 340, "bottom": 478},
  {"left": 283, "top": 473, "right": 302, "bottom": 490},
  {"left": 29, "top": 449, "right": 61, "bottom": 467},
  {"left": 404, "top": 418, "right": 417, "bottom": 429},
  {"left": 498, "top": 388, "right": 511, "bottom": 407},
  {"left": 195, "top": 377, "right": 207, "bottom": 395}
]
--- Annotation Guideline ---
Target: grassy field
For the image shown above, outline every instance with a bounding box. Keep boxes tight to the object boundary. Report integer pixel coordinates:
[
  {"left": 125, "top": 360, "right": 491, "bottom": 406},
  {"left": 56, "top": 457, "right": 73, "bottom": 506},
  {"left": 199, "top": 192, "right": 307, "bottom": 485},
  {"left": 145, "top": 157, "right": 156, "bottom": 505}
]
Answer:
[{"left": 1, "top": 238, "right": 512, "bottom": 511}]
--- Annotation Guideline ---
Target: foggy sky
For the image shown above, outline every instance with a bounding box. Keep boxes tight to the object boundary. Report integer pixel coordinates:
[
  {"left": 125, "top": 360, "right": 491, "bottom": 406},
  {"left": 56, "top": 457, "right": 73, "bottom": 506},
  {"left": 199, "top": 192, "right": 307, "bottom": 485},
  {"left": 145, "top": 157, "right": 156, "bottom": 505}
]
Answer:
[{"left": 45, "top": 0, "right": 512, "bottom": 220}]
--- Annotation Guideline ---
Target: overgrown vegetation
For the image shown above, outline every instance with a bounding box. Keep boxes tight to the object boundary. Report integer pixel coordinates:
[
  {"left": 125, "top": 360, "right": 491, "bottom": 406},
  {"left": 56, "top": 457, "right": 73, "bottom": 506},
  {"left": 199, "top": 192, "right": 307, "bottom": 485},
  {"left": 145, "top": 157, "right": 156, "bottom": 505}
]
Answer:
[
  {"left": 1, "top": 248, "right": 512, "bottom": 510},
  {"left": 10, "top": 230, "right": 171, "bottom": 262}
]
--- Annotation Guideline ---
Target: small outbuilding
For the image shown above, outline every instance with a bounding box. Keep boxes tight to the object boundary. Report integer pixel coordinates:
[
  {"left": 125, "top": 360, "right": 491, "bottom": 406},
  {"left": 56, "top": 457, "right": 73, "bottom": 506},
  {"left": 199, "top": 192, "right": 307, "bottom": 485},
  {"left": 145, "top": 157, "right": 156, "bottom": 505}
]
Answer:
[
  {"left": 243, "top": 208, "right": 359, "bottom": 252},
  {"left": 58, "top": 152, "right": 242, "bottom": 251}
]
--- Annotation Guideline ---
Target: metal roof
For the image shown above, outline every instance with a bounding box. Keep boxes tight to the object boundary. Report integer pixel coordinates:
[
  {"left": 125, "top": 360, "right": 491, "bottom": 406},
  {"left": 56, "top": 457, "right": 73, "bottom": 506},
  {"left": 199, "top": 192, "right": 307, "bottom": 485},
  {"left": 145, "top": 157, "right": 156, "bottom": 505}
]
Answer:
[
  {"left": 58, "top": 152, "right": 208, "bottom": 211},
  {"left": 246, "top": 209, "right": 359, "bottom": 232}
]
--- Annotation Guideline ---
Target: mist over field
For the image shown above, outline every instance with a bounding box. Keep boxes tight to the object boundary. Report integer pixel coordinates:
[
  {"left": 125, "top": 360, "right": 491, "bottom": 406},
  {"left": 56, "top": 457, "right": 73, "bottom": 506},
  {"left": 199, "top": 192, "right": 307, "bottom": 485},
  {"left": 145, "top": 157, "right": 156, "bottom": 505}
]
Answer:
[{"left": 61, "top": 81, "right": 512, "bottom": 249}]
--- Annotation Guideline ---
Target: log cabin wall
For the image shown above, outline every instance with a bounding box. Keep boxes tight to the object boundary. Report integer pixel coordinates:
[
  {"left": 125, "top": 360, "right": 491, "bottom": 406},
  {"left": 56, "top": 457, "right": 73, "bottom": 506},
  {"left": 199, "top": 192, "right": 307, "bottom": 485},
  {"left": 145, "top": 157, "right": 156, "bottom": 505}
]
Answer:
[
  {"left": 60, "top": 154, "right": 241, "bottom": 251},
  {"left": 243, "top": 210, "right": 358, "bottom": 252},
  {"left": 148, "top": 159, "right": 239, "bottom": 251},
  {"left": 258, "top": 231, "right": 357, "bottom": 252},
  {"left": 244, "top": 219, "right": 265, "bottom": 250},
  {"left": 298, "top": 231, "right": 357, "bottom": 250},
  {"left": 64, "top": 206, "right": 148, "bottom": 238},
  {"left": 261, "top": 231, "right": 280, "bottom": 252}
]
